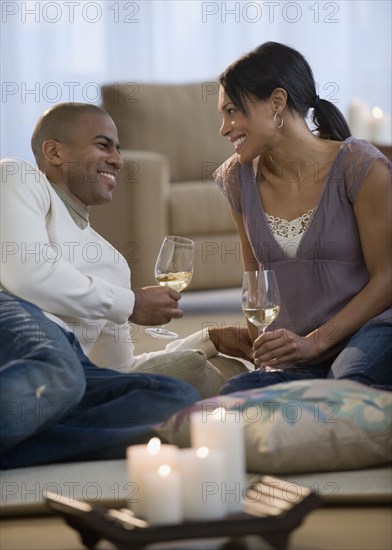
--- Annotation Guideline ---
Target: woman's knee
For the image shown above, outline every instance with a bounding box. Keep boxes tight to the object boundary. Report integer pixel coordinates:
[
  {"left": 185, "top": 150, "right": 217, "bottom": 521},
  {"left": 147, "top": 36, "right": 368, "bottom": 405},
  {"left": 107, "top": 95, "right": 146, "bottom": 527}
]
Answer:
[
  {"left": 219, "top": 370, "right": 282, "bottom": 394},
  {"left": 329, "top": 323, "right": 392, "bottom": 386}
]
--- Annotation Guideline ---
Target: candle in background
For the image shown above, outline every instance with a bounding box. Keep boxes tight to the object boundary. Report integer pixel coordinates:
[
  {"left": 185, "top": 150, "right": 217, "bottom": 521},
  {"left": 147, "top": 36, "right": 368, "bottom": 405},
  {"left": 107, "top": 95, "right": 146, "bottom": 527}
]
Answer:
[
  {"left": 370, "top": 107, "right": 392, "bottom": 145},
  {"left": 190, "top": 407, "right": 246, "bottom": 514},
  {"left": 144, "top": 464, "right": 182, "bottom": 525},
  {"left": 348, "top": 98, "right": 371, "bottom": 140},
  {"left": 126, "top": 437, "right": 179, "bottom": 517},
  {"left": 179, "top": 446, "right": 226, "bottom": 521}
]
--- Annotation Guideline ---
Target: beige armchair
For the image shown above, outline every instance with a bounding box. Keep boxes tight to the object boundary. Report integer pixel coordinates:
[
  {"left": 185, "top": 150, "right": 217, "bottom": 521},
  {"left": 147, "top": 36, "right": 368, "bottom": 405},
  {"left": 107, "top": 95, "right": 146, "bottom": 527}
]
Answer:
[{"left": 89, "top": 82, "right": 243, "bottom": 290}]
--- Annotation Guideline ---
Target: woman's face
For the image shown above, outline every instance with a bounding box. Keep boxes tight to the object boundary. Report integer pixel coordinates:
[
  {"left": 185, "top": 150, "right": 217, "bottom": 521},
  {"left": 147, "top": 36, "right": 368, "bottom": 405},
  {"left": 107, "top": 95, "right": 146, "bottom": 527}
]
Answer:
[{"left": 218, "top": 86, "right": 277, "bottom": 164}]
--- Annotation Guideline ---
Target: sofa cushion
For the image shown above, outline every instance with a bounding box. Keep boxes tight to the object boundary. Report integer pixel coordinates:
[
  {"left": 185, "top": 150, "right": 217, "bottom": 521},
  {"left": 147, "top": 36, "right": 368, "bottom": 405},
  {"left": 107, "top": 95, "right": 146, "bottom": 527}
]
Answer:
[
  {"left": 101, "top": 82, "right": 233, "bottom": 182},
  {"left": 155, "top": 379, "right": 392, "bottom": 474},
  {"left": 170, "top": 182, "right": 235, "bottom": 235}
]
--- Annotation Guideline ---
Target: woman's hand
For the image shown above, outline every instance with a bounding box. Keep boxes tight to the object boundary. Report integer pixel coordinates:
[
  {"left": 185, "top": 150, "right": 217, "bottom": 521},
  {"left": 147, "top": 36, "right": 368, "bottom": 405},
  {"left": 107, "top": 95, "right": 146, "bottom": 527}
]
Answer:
[
  {"left": 208, "top": 325, "right": 254, "bottom": 362},
  {"left": 252, "top": 329, "right": 322, "bottom": 369}
]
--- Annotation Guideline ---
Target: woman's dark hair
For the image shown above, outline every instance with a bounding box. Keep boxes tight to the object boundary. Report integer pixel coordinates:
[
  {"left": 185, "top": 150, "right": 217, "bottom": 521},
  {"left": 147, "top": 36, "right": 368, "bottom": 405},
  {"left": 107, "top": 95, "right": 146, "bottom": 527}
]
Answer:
[{"left": 219, "top": 41, "right": 351, "bottom": 141}]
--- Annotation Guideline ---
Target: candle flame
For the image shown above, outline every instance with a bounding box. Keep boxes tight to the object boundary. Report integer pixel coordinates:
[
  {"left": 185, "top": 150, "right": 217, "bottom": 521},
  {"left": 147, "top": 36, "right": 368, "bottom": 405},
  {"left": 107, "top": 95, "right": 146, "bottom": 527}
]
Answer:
[
  {"left": 211, "top": 406, "right": 226, "bottom": 422},
  {"left": 372, "top": 107, "right": 383, "bottom": 119},
  {"left": 196, "top": 446, "right": 209, "bottom": 458},
  {"left": 158, "top": 464, "right": 171, "bottom": 477},
  {"left": 147, "top": 437, "right": 161, "bottom": 455}
]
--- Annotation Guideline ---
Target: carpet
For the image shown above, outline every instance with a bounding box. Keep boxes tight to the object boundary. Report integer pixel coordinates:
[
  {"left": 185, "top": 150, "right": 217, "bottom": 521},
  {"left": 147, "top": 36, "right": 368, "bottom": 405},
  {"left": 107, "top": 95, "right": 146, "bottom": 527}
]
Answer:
[{"left": 1, "top": 460, "right": 391, "bottom": 517}]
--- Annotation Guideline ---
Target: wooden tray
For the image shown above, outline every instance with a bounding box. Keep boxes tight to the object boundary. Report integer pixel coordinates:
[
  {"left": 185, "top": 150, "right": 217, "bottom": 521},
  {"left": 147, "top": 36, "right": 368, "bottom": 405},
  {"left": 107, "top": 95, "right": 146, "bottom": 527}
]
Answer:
[{"left": 44, "top": 475, "right": 320, "bottom": 550}]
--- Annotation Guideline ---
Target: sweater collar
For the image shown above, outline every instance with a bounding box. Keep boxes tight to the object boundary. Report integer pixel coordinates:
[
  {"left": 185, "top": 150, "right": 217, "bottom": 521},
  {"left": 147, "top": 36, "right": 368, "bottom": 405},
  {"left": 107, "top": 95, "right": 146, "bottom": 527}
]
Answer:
[{"left": 50, "top": 183, "right": 89, "bottom": 229}]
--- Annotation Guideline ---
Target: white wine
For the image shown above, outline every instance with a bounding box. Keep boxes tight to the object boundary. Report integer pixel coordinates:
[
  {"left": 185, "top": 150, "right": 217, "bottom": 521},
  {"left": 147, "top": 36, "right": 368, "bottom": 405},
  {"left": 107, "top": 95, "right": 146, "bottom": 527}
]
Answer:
[
  {"left": 156, "top": 271, "right": 193, "bottom": 292},
  {"left": 243, "top": 305, "right": 280, "bottom": 330}
]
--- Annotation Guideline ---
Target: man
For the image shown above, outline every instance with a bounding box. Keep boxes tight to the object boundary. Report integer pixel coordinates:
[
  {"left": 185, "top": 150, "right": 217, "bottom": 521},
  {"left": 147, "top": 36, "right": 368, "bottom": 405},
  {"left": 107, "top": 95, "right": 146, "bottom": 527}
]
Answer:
[
  {"left": 0, "top": 103, "right": 250, "bottom": 467},
  {"left": 2, "top": 103, "right": 184, "bottom": 371},
  {"left": 2, "top": 103, "right": 251, "bottom": 371}
]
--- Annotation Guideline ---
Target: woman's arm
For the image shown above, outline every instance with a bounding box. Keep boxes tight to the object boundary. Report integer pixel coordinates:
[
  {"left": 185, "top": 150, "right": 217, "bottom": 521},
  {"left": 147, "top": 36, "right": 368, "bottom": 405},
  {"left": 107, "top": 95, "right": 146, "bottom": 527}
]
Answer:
[
  {"left": 232, "top": 209, "right": 260, "bottom": 344},
  {"left": 232, "top": 209, "right": 259, "bottom": 272},
  {"left": 197, "top": 208, "right": 259, "bottom": 362}
]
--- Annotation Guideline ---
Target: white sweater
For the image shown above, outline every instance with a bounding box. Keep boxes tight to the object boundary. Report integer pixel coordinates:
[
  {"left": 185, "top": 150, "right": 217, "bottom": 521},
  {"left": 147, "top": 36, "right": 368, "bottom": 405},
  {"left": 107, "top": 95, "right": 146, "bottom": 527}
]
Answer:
[{"left": 1, "top": 158, "right": 217, "bottom": 371}]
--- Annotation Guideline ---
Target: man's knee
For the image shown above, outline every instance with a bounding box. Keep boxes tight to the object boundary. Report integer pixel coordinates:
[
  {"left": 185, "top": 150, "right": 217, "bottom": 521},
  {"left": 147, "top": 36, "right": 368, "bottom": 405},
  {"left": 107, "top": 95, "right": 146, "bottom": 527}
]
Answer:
[
  {"left": 0, "top": 349, "right": 86, "bottom": 429},
  {"left": 40, "top": 348, "right": 86, "bottom": 402},
  {"left": 0, "top": 352, "right": 85, "bottom": 454}
]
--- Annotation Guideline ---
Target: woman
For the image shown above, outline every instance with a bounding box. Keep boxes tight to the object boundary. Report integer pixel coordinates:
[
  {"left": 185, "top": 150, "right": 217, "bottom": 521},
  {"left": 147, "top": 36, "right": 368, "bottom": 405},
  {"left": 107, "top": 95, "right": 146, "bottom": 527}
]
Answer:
[{"left": 214, "top": 42, "right": 392, "bottom": 393}]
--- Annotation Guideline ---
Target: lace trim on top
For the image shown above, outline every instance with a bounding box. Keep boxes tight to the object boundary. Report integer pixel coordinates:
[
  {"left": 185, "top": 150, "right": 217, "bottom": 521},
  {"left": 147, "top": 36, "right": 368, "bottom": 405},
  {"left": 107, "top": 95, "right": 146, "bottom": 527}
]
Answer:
[{"left": 266, "top": 208, "right": 317, "bottom": 238}]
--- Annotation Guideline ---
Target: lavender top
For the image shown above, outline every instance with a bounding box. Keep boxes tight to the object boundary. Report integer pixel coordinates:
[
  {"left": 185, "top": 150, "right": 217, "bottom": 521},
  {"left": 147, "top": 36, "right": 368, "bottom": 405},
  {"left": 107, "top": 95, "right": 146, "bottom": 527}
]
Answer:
[{"left": 214, "top": 138, "right": 392, "bottom": 360}]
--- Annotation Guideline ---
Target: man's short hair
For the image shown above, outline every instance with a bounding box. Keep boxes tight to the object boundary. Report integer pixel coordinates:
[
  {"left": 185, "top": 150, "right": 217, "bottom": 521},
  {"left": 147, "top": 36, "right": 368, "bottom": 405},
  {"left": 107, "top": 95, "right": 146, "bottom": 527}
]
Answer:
[{"left": 31, "top": 102, "right": 109, "bottom": 168}]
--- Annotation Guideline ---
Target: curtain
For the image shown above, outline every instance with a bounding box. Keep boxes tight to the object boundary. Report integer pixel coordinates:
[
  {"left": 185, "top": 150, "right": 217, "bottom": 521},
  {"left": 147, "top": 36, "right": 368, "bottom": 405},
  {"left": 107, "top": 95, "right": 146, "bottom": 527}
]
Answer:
[{"left": 1, "top": 0, "right": 390, "bottom": 162}]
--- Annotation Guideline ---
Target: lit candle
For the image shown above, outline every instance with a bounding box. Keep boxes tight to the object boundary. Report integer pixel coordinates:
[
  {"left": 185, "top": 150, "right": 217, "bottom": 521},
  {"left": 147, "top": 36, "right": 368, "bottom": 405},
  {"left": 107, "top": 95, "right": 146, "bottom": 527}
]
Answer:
[
  {"left": 144, "top": 464, "right": 182, "bottom": 525},
  {"left": 370, "top": 107, "right": 392, "bottom": 145},
  {"left": 126, "top": 437, "right": 179, "bottom": 517},
  {"left": 179, "top": 446, "right": 226, "bottom": 520},
  {"left": 190, "top": 407, "right": 246, "bottom": 514},
  {"left": 348, "top": 98, "right": 371, "bottom": 140}
]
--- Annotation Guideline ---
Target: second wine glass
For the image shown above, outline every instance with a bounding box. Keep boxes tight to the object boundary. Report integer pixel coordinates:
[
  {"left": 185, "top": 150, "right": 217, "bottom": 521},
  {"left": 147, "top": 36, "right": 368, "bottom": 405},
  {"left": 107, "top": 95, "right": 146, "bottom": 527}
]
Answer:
[
  {"left": 145, "top": 236, "right": 194, "bottom": 339},
  {"left": 242, "top": 269, "right": 281, "bottom": 371}
]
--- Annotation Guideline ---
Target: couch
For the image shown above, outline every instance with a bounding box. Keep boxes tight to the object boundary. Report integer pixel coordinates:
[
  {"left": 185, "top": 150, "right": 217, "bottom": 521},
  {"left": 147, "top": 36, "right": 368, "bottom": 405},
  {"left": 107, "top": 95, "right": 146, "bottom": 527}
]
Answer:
[{"left": 89, "top": 82, "right": 243, "bottom": 290}]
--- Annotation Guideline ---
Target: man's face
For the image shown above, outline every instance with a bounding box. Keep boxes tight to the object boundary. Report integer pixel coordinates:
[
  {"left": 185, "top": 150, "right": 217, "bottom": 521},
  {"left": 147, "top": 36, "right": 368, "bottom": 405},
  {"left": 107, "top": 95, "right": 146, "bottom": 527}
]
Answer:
[{"left": 54, "top": 113, "right": 123, "bottom": 208}]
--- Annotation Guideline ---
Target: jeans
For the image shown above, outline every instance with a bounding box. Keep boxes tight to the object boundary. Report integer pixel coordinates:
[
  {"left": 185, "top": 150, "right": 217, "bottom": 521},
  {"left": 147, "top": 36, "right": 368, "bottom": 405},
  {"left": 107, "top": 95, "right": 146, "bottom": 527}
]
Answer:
[
  {"left": 219, "top": 321, "right": 392, "bottom": 394},
  {"left": 0, "top": 292, "right": 200, "bottom": 469}
]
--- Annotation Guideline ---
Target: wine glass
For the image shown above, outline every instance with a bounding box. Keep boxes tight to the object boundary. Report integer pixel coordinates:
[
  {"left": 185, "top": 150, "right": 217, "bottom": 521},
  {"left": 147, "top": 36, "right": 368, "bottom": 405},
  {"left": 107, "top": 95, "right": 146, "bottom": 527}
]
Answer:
[
  {"left": 242, "top": 270, "right": 281, "bottom": 371},
  {"left": 145, "top": 236, "right": 194, "bottom": 339}
]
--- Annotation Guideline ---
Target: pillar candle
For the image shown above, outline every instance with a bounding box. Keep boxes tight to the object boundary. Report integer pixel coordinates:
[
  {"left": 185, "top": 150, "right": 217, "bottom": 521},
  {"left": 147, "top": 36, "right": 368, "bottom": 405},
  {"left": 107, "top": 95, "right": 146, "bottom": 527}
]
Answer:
[
  {"left": 370, "top": 107, "right": 392, "bottom": 145},
  {"left": 126, "top": 437, "right": 179, "bottom": 517},
  {"left": 348, "top": 98, "right": 371, "bottom": 140},
  {"left": 190, "top": 407, "right": 246, "bottom": 514},
  {"left": 144, "top": 464, "right": 182, "bottom": 525},
  {"left": 179, "top": 446, "right": 226, "bottom": 521}
]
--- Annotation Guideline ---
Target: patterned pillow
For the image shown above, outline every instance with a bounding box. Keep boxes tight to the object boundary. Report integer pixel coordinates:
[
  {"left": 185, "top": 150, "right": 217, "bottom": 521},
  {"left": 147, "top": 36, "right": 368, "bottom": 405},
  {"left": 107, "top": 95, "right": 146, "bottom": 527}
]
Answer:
[{"left": 155, "top": 379, "right": 392, "bottom": 474}]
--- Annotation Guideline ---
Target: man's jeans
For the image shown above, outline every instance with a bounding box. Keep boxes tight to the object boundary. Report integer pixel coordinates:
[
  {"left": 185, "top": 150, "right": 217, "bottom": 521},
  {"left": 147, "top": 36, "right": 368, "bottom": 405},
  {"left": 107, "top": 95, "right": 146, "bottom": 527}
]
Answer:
[
  {"left": 220, "top": 321, "right": 392, "bottom": 394},
  {"left": 0, "top": 292, "right": 200, "bottom": 469}
]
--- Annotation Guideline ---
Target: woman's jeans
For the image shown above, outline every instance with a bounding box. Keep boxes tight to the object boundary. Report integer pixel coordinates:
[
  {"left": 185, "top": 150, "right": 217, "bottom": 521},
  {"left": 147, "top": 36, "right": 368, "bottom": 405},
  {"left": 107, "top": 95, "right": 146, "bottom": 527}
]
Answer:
[
  {"left": 0, "top": 292, "right": 200, "bottom": 469},
  {"left": 220, "top": 321, "right": 392, "bottom": 394}
]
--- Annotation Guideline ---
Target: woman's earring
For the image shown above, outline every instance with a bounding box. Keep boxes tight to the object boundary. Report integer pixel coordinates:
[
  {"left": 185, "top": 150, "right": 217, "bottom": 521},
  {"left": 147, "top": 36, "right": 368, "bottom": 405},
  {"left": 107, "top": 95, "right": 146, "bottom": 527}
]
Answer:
[{"left": 274, "top": 111, "right": 283, "bottom": 128}]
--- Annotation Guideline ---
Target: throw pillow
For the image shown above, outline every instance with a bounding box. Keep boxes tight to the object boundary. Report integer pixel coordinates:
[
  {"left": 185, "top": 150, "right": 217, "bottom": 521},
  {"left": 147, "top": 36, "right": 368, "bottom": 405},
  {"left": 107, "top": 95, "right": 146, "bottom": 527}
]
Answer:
[{"left": 155, "top": 379, "right": 392, "bottom": 474}]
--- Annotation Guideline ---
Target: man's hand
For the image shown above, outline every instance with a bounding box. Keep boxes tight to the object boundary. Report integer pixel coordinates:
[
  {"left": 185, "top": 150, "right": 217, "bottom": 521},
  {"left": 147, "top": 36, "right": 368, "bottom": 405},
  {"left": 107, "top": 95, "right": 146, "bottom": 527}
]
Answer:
[
  {"left": 129, "top": 286, "right": 183, "bottom": 326},
  {"left": 208, "top": 325, "right": 253, "bottom": 362}
]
